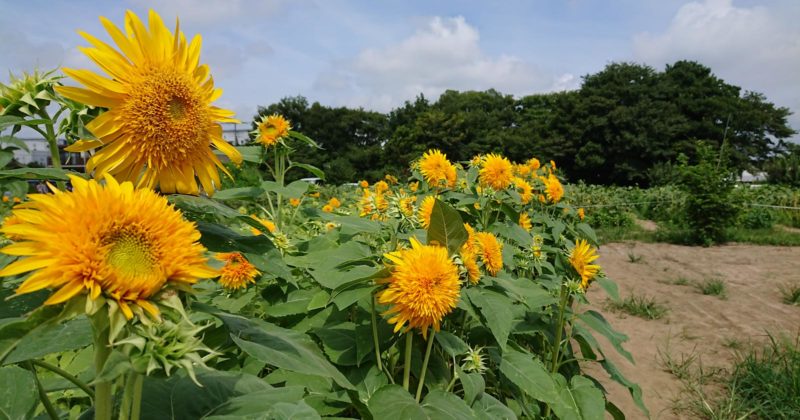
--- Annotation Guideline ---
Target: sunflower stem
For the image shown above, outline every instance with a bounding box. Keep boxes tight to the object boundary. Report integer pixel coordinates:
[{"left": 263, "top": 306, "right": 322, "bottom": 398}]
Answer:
[
  {"left": 544, "top": 285, "right": 569, "bottom": 418},
  {"left": 92, "top": 322, "right": 113, "bottom": 420},
  {"left": 402, "top": 332, "right": 413, "bottom": 391},
  {"left": 130, "top": 373, "right": 143, "bottom": 420},
  {"left": 28, "top": 361, "right": 59, "bottom": 420},
  {"left": 120, "top": 372, "right": 135, "bottom": 420},
  {"left": 415, "top": 329, "right": 436, "bottom": 402},
  {"left": 31, "top": 359, "right": 94, "bottom": 400},
  {"left": 37, "top": 108, "right": 66, "bottom": 190},
  {"left": 370, "top": 295, "right": 383, "bottom": 372}
]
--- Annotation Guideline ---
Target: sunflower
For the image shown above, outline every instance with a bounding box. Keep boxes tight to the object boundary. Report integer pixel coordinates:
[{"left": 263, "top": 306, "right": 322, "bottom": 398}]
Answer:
[
  {"left": 527, "top": 158, "right": 541, "bottom": 172},
  {"left": 217, "top": 252, "right": 259, "bottom": 290},
  {"left": 289, "top": 198, "right": 301, "bottom": 207},
  {"left": 570, "top": 239, "right": 600, "bottom": 289},
  {"left": 328, "top": 197, "right": 341, "bottom": 208},
  {"left": 378, "top": 238, "right": 460, "bottom": 338},
  {"left": 418, "top": 195, "right": 436, "bottom": 229},
  {"left": 256, "top": 114, "right": 291, "bottom": 147},
  {"left": 408, "top": 181, "right": 419, "bottom": 192},
  {"left": 519, "top": 212, "right": 532, "bottom": 232},
  {"left": 514, "top": 163, "right": 531, "bottom": 177},
  {"left": 0, "top": 175, "right": 216, "bottom": 320},
  {"left": 418, "top": 149, "right": 457, "bottom": 188},
  {"left": 359, "top": 180, "right": 369, "bottom": 188},
  {"left": 474, "top": 232, "right": 503, "bottom": 276},
  {"left": 57, "top": 10, "right": 242, "bottom": 195},
  {"left": 322, "top": 204, "right": 334, "bottom": 213},
  {"left": 479, "top": 154, "right": 513, "bottom": 191},
  {"left": 512, "top": 177, "right": 534, "bottom": 204},
  {"left": 578, "top": 208, "right": 585, "bottom": 221},
  {"left": 461, "top": 223, "right": 476, "bottom": 254},
  {"left": 461, "top": 247, "right": 481, "bottom": 285},
  {"left": 545, "top": 174, "right": 564, "bottom": 203},
  {"left": 374, "top": 181, "right": 389, "bottom": 194},
  {"left": 250, "top": 215, "right": 276, "bottom": 235}
]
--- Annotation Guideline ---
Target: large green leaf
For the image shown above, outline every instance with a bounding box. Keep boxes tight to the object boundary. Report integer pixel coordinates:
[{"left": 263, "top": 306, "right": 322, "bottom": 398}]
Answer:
[
  {"left": 458, "top": 369, "right": 485, "bottom": 406},
  {"left": 313, "top": 322, "right": 373, "bottom": 366},
  {"left": 471, "top": 393, "right": 518, "bottom": 420},
  {"left": 290, "top": 163, "right": 325, "bottom": 180},
  {"left": 212, "top": 186, "right": 264, "bottom": 200},
  {"left": 169, "top": 195, "right": 244, "bottom": 219},
  {"left": 0, "top": 365, "right": 37, "bottom": 420},
  {"left": 201, "top": 306, "right": 354, "bottom": 390},
  {"left": 556, "top": 375, "right": 605, "bottom": 420},
  {"left": 577, "top": 310, "right": 632, "bottom": 363},
  {"left": 3, "top": 316, "right": 91, "bottom": 364},
  {"left": 204, "top": 386, "right": 307, "bottom": 419},
  {"left": 263, "top": 289, "right": 317, "bottom": 318},
  {"left": 490, "top": 275, "right": 557, "bottom": 309},
  {"left": 196, "top": 221, "right": 275, "bottom": 254},
  {"left": 234, "top": 146, "right": 261, "bottom": 163},
  {"left": 435, "top": 331, "right": 469, "bottom": 358},
  {"left": 499, "top": 347, "right": 561, "bottom": 411},
  {"left": 0, "top": 167, "right": 73, "bottom": 180},
  {"left": 464, "top": 288, "right": 513, "bottom": 350},
  {"left": 139, "top": 370, "right": 272, "bottom": 420},
  {"left": 0, "top": 136, "right": 29, "bottom": 152},
  {"left": 421, "top": 390, "right": 475, "bottom": 419},
  {"left": 427, "top": 199, "right": 468, "bottom": 255},
  {"left": 317, "top": 213, "right": 382, "bottom": 235},
  {"left": 368, "top": 385, "right": 426, "bottom": 419}
]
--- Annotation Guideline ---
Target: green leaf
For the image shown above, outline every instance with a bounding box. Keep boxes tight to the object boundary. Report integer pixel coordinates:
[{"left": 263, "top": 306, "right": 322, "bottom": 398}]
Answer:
[
  {"left": 458, "top": 369, "right": 485, "bottom": 406},
  {"left": 235, "top": 146, "right": 262, "bottom": 163},
  {"left": 464, "top": 288, "right": 513, "bottom": 350},
  {"left": 201, "top": 306, "right": 354, "bottom": 390},
  {"left": 196, "top": 221, "right": 275, "bottom": 254},
  {"left": 291, "top": 163, "right": 326, "bottom": 180},
  {"left": 435, "top": 331, "right": 469, "bottom": 358},
  {"left": 421, "top": 390, "right": 475, "bottom": 419},
  {"left": 471, "top": 393, "right": 517, "bottom": 420},
  {"left": 3, "top": 317, "right": 91, "bottom": 365},
  {"left": 0, "top": 151, "right": 13, "bottom": 169},
  {"left": 427, "top": 199, "right": 468, "bottom": 255},
  {"left": 313, "top": 322, "right": 373, "bottom": 366},
  {"left": 0, "top": 167, "right": 73, "bottom": 181},
  {"left": 205, "top": 386, "right": 308, "bottom": 419},
  {"left": 309, "top": 265, "right": 379, "bottom": 290},
  {"left": 368, "top": 385, "right": 426, "bottom": 419},
  {"left": 499, "top": 347, "right": 561, "bottom": 410},
  {"left": 263, "top": 289, "right": 317, "bottom": 318},
  {"left": 577, "top": 310, "right": 633, "bottom": 363},
  {"left": 599, "top": 354, "right": 648, "bottom": 417},
  {"left": 556, "top": 375, "right": 605, "bottom": 420},
  {"left": 213, "top": 186, "right": 264, "bottom": 200},
  {"left": 169, "top": 195, "right": 244, "bottom": 219},
  {"left": 0, "top": 116, "right": 49, "bottom": 131},
  {"left": 576, "top": 223, "right": 599, "bottom": 245},
  {"left": 288, "top": 130, "right": 320, "bottom": 148},
  {"left": 139, "top": 370, "right": 272, "bottom": 420},
  {"left": 0, "top": 365, "right": 37, "bottom": 420},
  {"left": 596, "top": 277, "right": 620, "bottom": 302},
  {"left": 0, "top": 136, "right": 29, "bottom": 152},
  {"left": 317, "top": 213, "right": 382, "bottom": 235},
  {"left": 490, "top": 276, "right": 557, "bottom": 309}
]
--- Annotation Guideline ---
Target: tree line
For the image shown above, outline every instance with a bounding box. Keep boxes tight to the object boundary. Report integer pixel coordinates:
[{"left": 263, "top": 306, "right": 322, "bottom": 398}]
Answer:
[{"left": 252, "top": 60, "right": 796, "bottom": 186}]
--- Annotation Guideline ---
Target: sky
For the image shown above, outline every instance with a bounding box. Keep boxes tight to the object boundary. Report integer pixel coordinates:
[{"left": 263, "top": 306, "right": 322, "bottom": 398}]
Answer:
[{"left": 1, "top": 0, "right": 798, "bottom": 140}]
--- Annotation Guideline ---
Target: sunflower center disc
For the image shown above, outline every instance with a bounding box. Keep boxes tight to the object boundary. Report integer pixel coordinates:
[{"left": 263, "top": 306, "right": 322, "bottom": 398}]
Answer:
[{"left": 105, "top": 228, "right": 156, "bottom": 276}]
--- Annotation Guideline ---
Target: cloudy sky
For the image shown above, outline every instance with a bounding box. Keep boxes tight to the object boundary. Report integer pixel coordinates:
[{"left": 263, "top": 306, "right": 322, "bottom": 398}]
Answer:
[{"left": 1, "top": 0, "right": 798, "bottom": 139}]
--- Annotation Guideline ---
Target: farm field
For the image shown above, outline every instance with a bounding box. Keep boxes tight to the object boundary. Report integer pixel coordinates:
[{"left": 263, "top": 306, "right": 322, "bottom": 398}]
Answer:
[{"left": 585, "top": 242, "right": 800, "bottom": 419}]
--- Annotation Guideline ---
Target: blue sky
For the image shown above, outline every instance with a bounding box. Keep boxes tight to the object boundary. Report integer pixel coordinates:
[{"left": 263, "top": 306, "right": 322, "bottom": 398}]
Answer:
[{"left": 1, "top": 0, "right": 798, "bottom": 139}]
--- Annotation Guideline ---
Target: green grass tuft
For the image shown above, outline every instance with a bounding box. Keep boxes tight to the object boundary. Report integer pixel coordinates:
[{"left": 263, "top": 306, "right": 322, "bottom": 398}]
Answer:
[
  {"left": 779, "top": 283, "right": 800, "bottom": 306},
  {"left": 697, "top": 278, "right": 727, "bottom": 299},
  {"left": 606, "top": 294, "right": 668, "bottom": 320}
]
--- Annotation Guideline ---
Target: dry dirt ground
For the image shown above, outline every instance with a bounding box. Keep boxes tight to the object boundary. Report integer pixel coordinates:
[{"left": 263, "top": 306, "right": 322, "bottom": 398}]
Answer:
[{"left": 581, "top": 242, "right": 800, "bottom": 419}]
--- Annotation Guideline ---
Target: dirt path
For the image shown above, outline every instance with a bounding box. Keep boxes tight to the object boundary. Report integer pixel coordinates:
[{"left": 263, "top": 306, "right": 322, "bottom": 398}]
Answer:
[{"left": 581, "top": 242, "right": 800, "bottom": 419}]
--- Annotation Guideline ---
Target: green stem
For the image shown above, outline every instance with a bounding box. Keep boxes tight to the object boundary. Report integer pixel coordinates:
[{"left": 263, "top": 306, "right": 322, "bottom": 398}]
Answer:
[
  {"left": 544, "top": 286, "right": 569, "bottom": 418},
  {"left": 273, "top": 147, "right": 285, "bottom": 230},
  {"left": 402, "top": 332, "right": 413, "bottom": 391},
  {"left": 37, "top": 109, "right": 65, "bottom": 190},
  {"left": 415, "top": 329, "right": 436, "bottom": 402},
  {"left": 370, "top": 295, "right": 383, "bottom": 372},
  {"left": 31, "top": 359, "right": 94, "bottom": 400},
  {"left": 93, "top": 325, "right": 112, "bottom": 420},
  {"left": 28, "top": 362, "right": 59, "bottom": 420},
  {"left": 119, "top": 372, "right": 135, "bottom": 420},
  {"left": 130, "top": 374, "right": 143, "bottom": 420}
]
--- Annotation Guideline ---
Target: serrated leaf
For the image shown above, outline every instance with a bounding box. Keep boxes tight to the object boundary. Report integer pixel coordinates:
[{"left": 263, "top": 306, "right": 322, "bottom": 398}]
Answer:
[
  {"left": 421, "top": 390, "right": 475, "bottom": 419},
  {"left": 3, "top": 316, "right": 91, "bottom": 365},
  {"left": 427, "top": 199, "right": 467, "bottom": 255},
  {"left": 458, "top": 369, "right": 485, "bottom": 406},
  {"left": 0, "top": 365, "right": 37, "bottom": 420},
  {"left": 235, "top": 145, "right": 262, "bottom": 163},
  {"left": 465, "top": 288, "right": 513, "bottom": 350},
  {"left": 577, "top": 310, "right": 632, "bottom": 363},
  {"left": 435, "top": 331, "right": 469, "bottom": 358},
  {"left": 368, "top": 385, "right": 426, "bottom": 419},
  {"left": 596, "top": 277, "right": 620, "bottom": 302},
  {"left": 291, "top": 163, "right": 325, "bottom": 180}
]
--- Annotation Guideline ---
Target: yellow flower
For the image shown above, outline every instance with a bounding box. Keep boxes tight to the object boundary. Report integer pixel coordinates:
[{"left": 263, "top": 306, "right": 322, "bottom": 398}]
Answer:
[
  {"left": 375, "top": 193, "right": 389, "bottom": 211},
  {"left": 322, "top": 204, "right": 334, "bottom": 213},
  {"left": 12, "top": 197, "right": 20, "bottom": 203},
  {"left": 519, "top": 212, "right": 532, "bottom": 232},
  {"left": 418, "top": 195, "right": 436, "bottom": 229},
  {"left": 527, "top": 158, "right": 541, "bottom": 172},
  {"left": 514, "top": 163, "right": 531, "bottom": 176},
  {"left": 418, "top": 149, "right": 457, "bottom": 188},
  {"left": 470, "top": 154, "right": 483, "bottom": 167},
  {"left": 461, "top": 247, "right": 481, "bottom": 285},
  {"left": 462, "top": 223, "right": 476, "bottom": 254},
  {"left": 479, "top": 153, "right": 513, "bottom": 190},
  {"left": 385, "top": 174, "right": 398, "bottom": 185},
  {"left": 374, "top": 181, "right": 389, "bottom": 194},
  {"left": 545, "top": 174, "right": 564, "bottom": 203},
  {"left": 512, "top": 177, "right": 533, "bottom": 204},
  {"left": 378, "top": 238, "right": 460, "bottom": 338},
  {"left": 325, "top": 222, "right": 337, "bottom": 231},
  {"left": 550, "top": 160, "right": 557, "bottom": 172},
  {"left": 217, "top": 252, "right": 259, "bottom": 290},
  {"left": 474, "top": 232, "right": 503, "bottom": 276},
  {"left": 309, "top": 191, "right": 320, "bottom": 198},
  {"left": 359, "top": 180, "right": 369, "bottom": 188},
  {"left": 257, "top": 114, "right": 291, "bottom": 147},
  {"left": 0, "top": 175, "right": 216, "bottom": 320},
  {"left": 399, "top": 197, "right": 415, "bottom": 216},
  {"left": 569, "top": 239, "right": 600, "bottom": 289},
  {"left": 578, "top": 208, "right": 585, "bottom": 221},
  {"left": 57, "top": 10, "right": 242, "bottom": 195},
  {"left": 408, "top": 181, "right": 419, "bottom": 192},
  {"left": 289, "top": 198, "right": 301, "bottom": 207},
  {"left": 250, "top": 215, "right": 276, "bottom": 235},
  {"left": 1, "top": 196, "right": 8, "bottom": 203},
  {"left": 328, "top": 197, "right": 341, "bottom": 208},
  {"left": 538, "top": 194, "right": 546, "bottom": 203}
]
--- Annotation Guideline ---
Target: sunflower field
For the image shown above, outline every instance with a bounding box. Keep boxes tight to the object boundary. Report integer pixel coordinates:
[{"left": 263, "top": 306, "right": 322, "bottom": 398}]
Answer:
[{"left": 0, "top": 10, "right": 644, "bottom": 420}]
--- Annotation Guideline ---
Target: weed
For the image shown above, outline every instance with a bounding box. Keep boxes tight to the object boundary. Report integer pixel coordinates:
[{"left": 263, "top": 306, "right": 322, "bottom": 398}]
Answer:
[
  {"left": 606, "top": 294, "right": 668, "bottom": 320},
  {"left": 697, "top": 278, "right": 727, "bottom": 299},
  {"left": 779, "top": 283, "right": 800, "bottom": 306},
  {"left": 627, "top": 251, "right": 643, "bottom": 263}
]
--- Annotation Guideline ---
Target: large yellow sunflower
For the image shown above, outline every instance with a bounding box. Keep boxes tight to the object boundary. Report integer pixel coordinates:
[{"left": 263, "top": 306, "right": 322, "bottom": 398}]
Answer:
[
  {"left": 378, "top": 238, "right": 460, "bottom": 338},
  {"left": 0, "top": 175, "right": 216, "bottom": 320},
  {"left": 217, "top": 252, "right": 260, "bottom": 290},
  {"left": 479, "top": 154, "right": 513, "bottom": 191},
  {"left": 545, "top": 174, "right": 564, "bottom": 203},
  {"left": 418, "top": 149, "right": 457, "bottom": 188},
  {"left": 257, "top": 114, "right": 291, "bottom": 147},
  {"left": 474, "top": 232, "right": 503, "bottom": 276},
  {"left": 418, "top": 195, "right": 436, "bottom": 229},
  {"left": 569, "top": 239, "right": 600, "bottom": 289},
  {"left": 512, "top": 176, "right": 534, "bottom": 204},
  {"left": 57, "top": 10, "right": 242, "bottom": 196}
]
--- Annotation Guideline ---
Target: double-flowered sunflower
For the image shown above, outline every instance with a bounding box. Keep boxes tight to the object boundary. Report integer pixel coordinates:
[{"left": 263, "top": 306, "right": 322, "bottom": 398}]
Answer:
[
  {"left": 569, "top": 239, "right": 600, "bottom": 289},
  {"left": 57, "top": 10, "right": 242, "bottom": 195},
  {"left": 378, "top": 238, "right": 460, "bottom": 338},
  {"left": 0, "top": 176, "right": 216, "bottom": 319}
]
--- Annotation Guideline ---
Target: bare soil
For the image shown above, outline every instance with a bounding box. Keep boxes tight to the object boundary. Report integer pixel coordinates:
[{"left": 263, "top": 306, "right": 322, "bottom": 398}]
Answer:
[{"left": 582, "top": 242, "right": 800, "bottom": 419}]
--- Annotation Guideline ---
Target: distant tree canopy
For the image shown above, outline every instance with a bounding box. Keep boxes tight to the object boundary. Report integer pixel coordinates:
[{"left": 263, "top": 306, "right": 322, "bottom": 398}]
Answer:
[{"left": 252, "top": 60, "right": 796, "bottom": 186}]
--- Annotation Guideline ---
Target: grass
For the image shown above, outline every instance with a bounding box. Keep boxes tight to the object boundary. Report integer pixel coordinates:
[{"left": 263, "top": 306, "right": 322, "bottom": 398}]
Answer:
[
  {"left": 595, "top": 224, "right": 657, "bottom": 244},
  {"left": 779, "top": 283, "right": 800, "bottom": 306},
  {"left": 726, "top": 227, "right": 800, "bottom": 246},
  {"left": 696, "top": 278, "right": 727, "bottom": 299},
  {"left": 606, "top": 294, "right": 668, "bottom": 320},
  {"left": 626, "top": 250, "right": 643, "bottom": 263},
  {"left": 598, "top": 224, "right": 800, "bottom": 246}
]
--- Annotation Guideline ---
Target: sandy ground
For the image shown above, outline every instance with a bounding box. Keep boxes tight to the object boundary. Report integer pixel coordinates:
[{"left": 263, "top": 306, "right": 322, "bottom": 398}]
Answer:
[{"left": 581, "top": 242, "right": 800, "bottom": 419}]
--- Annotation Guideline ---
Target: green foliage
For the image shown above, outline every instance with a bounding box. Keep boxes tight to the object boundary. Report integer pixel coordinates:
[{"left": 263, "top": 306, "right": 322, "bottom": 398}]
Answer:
[
  {"left": 676, "top": 142, "right": 740, "bottom": 245},
  {"left": 779, "top": 283, "right": 800, "bottom": 306},
  {"left": 605, "top": 295, "right": 668, "bottom": 320},
  {"left": 696, "top": 278, "right": 727, "bottom": 299}
]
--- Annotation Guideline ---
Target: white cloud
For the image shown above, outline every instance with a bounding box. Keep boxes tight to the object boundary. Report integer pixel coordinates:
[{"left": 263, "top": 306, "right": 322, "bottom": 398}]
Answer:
[
  {"left": 314, "top": 16, "right": 572, "bottom": 112},
  {"left": 633, "top": 0, "right": 800, "bottom": 136}
]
